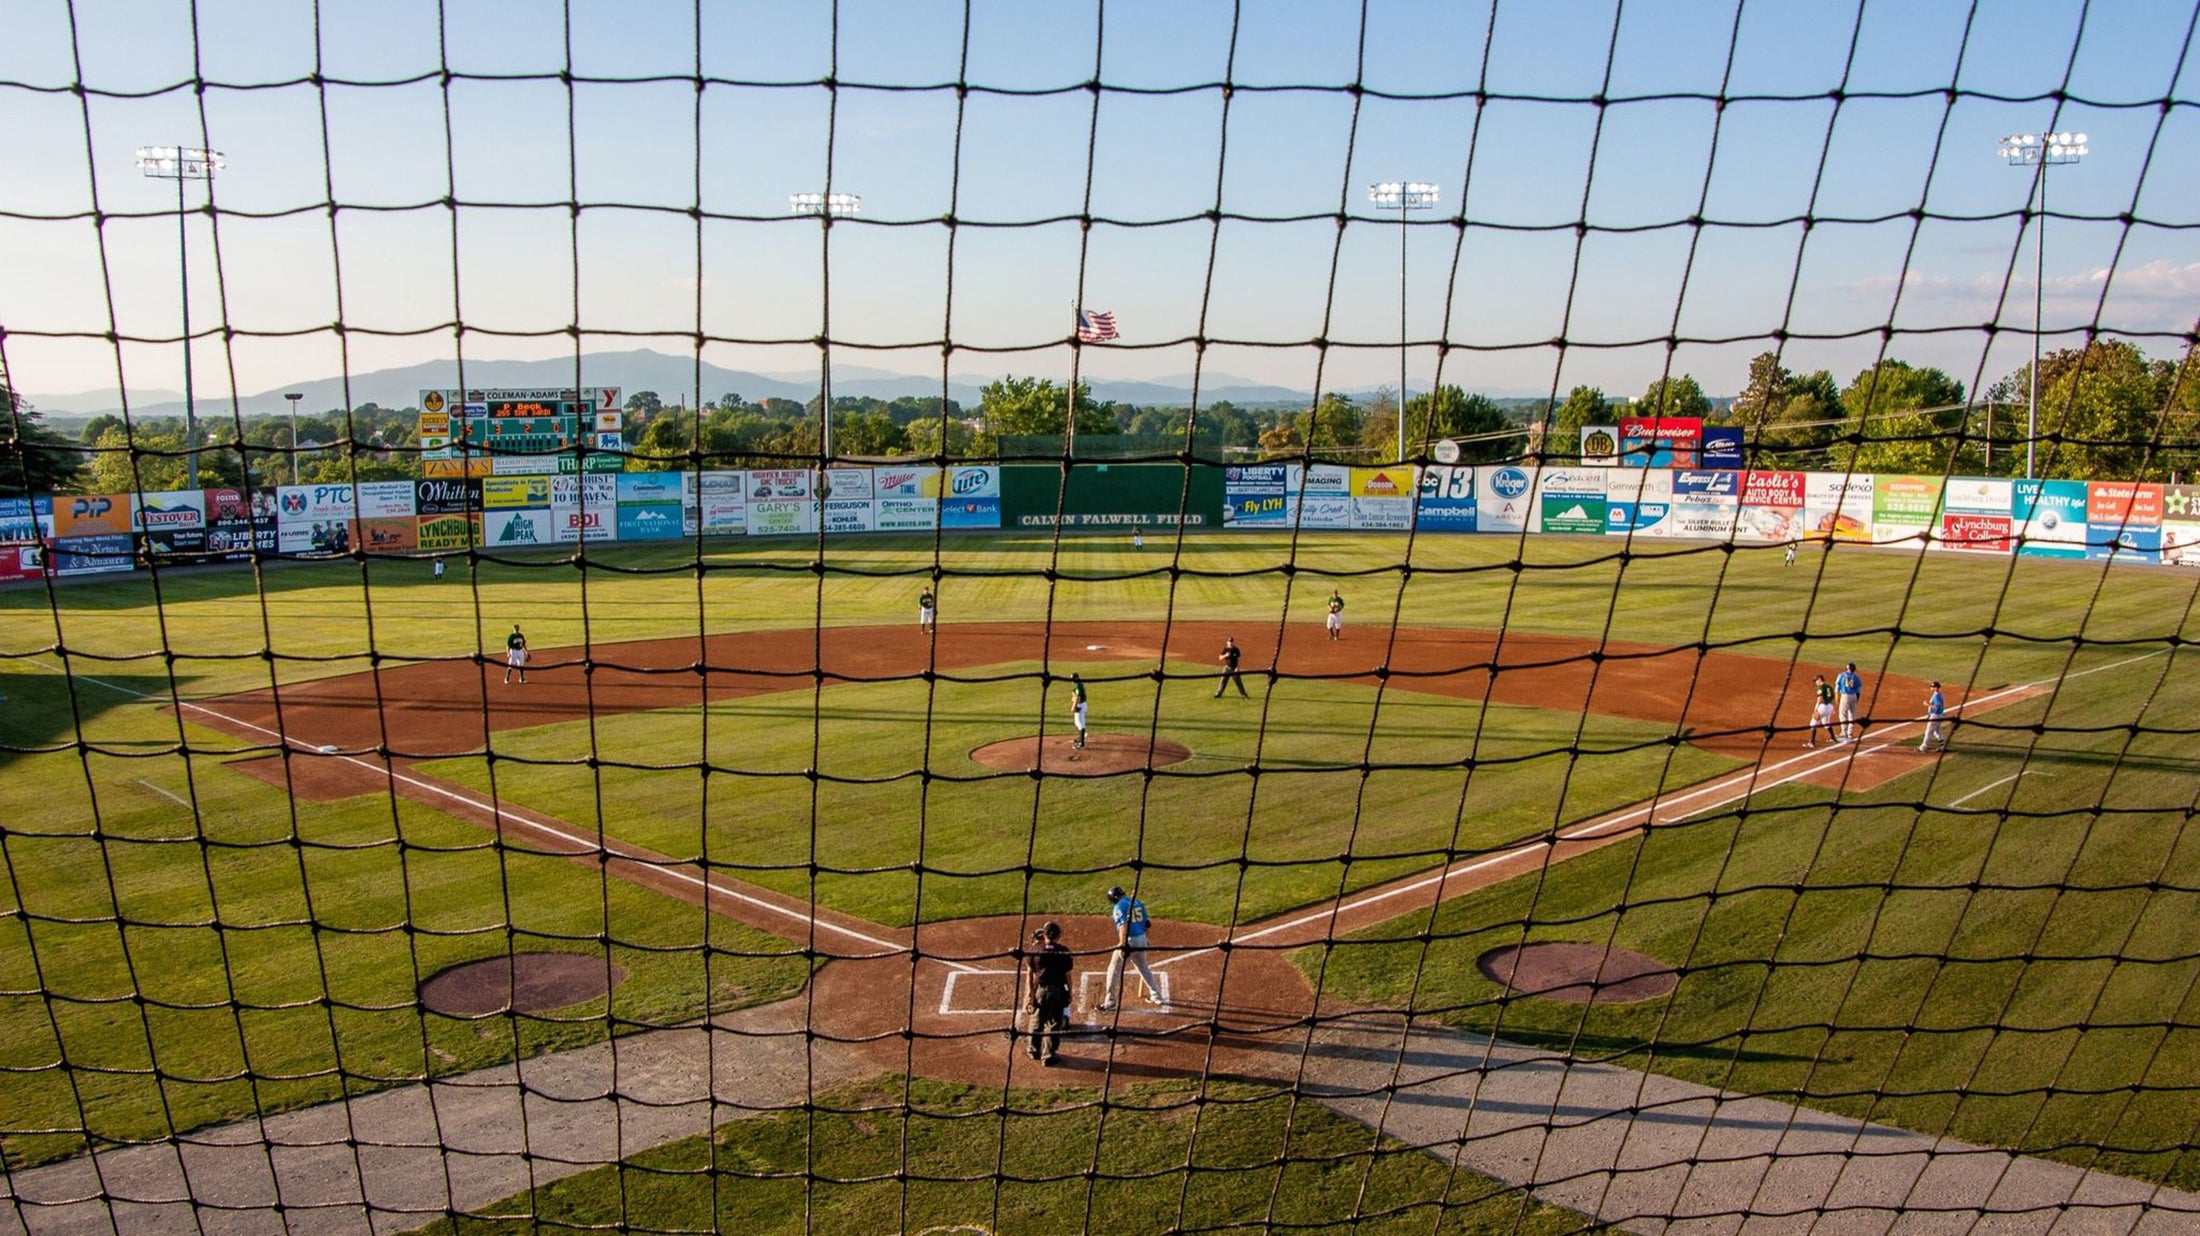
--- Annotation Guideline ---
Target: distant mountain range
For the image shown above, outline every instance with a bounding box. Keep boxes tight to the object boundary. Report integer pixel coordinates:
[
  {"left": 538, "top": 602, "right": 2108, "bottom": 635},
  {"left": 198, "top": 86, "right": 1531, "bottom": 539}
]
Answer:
[
  {"left": 24, "top": 348, "right": 1436, "bottom": 421},
  {"left": 21, "top": 347, "right": 1584, "bottom": 422}
]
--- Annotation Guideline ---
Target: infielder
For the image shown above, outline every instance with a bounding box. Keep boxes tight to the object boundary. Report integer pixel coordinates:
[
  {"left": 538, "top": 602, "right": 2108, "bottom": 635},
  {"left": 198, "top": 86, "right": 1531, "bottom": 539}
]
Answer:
[
  {"left": 1325, "top": 589, "right": 1345, "bottom": 640},
  {"left": 1099, "top": 885, "right": 1162, "bottom": 1010},
  {"left": 1920, "top": 682, "right": 1949, "bottom": 751},
  {"left": 1069, "top": 673, "right": 1088, "bottom": 749},
  {"left": 502, "top": 624, "right": 529, "bottom": 685},
  {"left": 1021, "top": 921, "right": 1073, "bottom": 1066},
  {"left": 918, "top": 587, "right": 937, "bottom": 633},
  {"left": 1804, "top": 673, "right": 1835, "bottom": 747},
  {"left": 1834, "top": 662, "right": 1863, "bottom": 743}
]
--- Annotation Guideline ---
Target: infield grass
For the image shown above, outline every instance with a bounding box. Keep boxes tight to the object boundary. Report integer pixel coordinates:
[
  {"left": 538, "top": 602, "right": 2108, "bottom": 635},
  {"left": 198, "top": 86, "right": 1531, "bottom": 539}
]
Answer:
[{"left": 422, "top": 1075, "right": 1593, "bottom": 1236}]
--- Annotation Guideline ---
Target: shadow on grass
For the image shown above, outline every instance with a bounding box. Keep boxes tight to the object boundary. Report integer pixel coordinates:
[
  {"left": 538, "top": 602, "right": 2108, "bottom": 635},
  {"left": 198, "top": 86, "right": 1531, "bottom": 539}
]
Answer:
[{"left": 0, "top": 669, "right": 183, "bottom": 767}]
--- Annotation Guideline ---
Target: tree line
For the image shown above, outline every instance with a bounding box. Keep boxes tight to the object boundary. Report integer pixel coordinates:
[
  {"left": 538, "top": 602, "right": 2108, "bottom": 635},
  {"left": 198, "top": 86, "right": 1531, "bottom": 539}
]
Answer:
[{"left": 5, "top": 338, "right": 2197, "bottom": 497}]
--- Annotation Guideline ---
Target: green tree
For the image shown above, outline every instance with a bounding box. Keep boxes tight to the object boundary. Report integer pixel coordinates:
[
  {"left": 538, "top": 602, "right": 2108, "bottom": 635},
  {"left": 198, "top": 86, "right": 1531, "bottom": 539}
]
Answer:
[
  {"left": 1, "top": 386, "right": 86, "bottom": 495},
  {"left": 978, "top": 376, "right": 1113, "bottom": 442},
  {"left": 1730, "top": 352, "right": 1791, "bottom": 430},
  {"left": 82, "top": 424, "right": 186, "bottom": 493},
  {"left": 1293, "top": 392, "right": 1362, "bottom": 454},
  {"left": 1550, "top": 385, "right": 1613, "bottom": 441},
  {"left": 1404, "top": 385, "right": 1523, "bottom": 463},
  {"left": 624, "top": 390, "right": 663, "bottom": 415},
  {"left": 1840, "top": 360, "right": 1967, "bottom": 474},
  {"left": 1635, "top": 373, "right": 1710, "bottom": 422},
  {"left": 831, "top": 409, "right": 905, "bottom": 457},
  {"left": 2020, "top": 341, "right": 2176, "bottom": 480}
]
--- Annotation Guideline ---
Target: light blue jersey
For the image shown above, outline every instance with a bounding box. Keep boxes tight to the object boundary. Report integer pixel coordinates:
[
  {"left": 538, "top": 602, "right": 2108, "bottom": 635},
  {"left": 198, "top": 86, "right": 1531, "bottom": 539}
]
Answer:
[{"left": 1112, "top": 896, "right": 1149, "bottom": 939}]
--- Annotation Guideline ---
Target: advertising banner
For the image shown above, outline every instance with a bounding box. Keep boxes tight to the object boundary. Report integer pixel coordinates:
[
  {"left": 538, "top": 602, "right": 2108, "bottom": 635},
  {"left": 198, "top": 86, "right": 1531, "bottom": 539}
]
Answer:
[
  {"left": 697, "top": 471, "right": 748, "bottom": 533},
  {"left": 1740, "top": 470, "right": 1805, "bottom": 508},
  {"left": 1290, "top": 464, "right": 1352, "bottom": 530},
  {"left": 0, "top": 542, "right": 46, "bottom": 583},
  {"left": 616, "top": 472, "right": 685, "bottom": 506},
  {"left": 2163, "top": 487, "right": 2200, "bottom": 566},
  {"left": 1702, "top": 426, "right": 1746, "bottom": 468},
  {"left": 551, "top": 473, "right": 617, "bottom": 543},
  {"left": 1619, "top": 416, "right": 1702, "bottom": 468},
  {"left": 823, "top": 467, "right": 874, "bottom": 501},
  {"left": 1531, "top": 467, "right": 1606, "bottom": 534},
  {"left": 415, "top": 478, "right": 479, "bottom": 516},
  {"left": 1605, "top": 467, "right": 1672, "bottom": 535},
  {"left": 873, "top": 467, "right": 928, "bottom": 498},
  {"left": 748, "top": 468, "right": 813, "bottom": 502},
  {"left": 2087, "top": 481, "right": 2164, "bottom": 533},
  {"left": 131, "top": 489, "right": 207, "bottom": 533},
  {"left": 931, "top": 465, "right": 1001, "bottom": 529},
  {"left": 1670, "top": 470, "right": 1739, "bottom": 504},
  {"left": 2013, "top": 479, "right": 2088, "bottom": 558},
  {"left": 1732, "top": 470, "right": 1805, "bottom": 544},
  {"left": 53, "top": 493, "right": 132, "bottom": 538},
  {"left": 616, "top": 501, "right": 682, "bottom": 538},
  {"left": 276, "top": 484, "right": 358, "bottom": 555},
  {"left": 0, "top": 496, "right": 48, "bottom": 542},
  {"left": 1578, "top": 426, "right": 1620, "bottom": 467},
  {"left": 748, "top": 499, "right": 817, "bottom": 536},
  {"left": 1938, "top": 477, "right": 2013, "bottom": 553},
  {"left": 822, "top": 467, "right": 876, "bottom": 533},
  {"left": 53, "top": 533, "right": 135, "bottom": 576},
  {"left": 1803, "top": 472, "right": 1874, "bottom": 543},
  {"left": 415, "top": 512, "right": 480, "bottom": 551},
  {"left": 1476, "top": 464, "right": 1533, "bottom": 533},
  {"left": 1665, "top": 503, "right": 1740, "bottom": 540},
  {"left": 140, "top": 529, "right": 208, "bottom": 562},
  {"left": 1225, "top": 465, "right": 1291, "bottom": 528},
  {"left": 482, "top": 476, "right": 552, "bottom": 509},
  {"left": 484, "top": 508, "right": 556, "bottom": 547},
  {"left": 1414, "top": 465, "right": 1475, "bottom": 531},
  {"left": 1348, "top": 467, "right": 1414, "bottom": 531},
  {"left": 358, "top": 518, "right": 419, "bottom": 553},
  {"left": 2088, "top": 524, "right": 2161, "bottom": 564},
  {"left": 1871, "top": 475, "right": 1941, "bottom": 548},
  {"left": 355, "top": 480, "right": 416, "bottom": 520}
]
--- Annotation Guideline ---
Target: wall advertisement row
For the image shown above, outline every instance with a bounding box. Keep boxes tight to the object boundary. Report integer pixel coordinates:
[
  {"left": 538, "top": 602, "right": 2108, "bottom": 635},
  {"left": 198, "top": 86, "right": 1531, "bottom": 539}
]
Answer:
[{"left": 1222, "top": 465, "right": 2200, "bottom": 565}]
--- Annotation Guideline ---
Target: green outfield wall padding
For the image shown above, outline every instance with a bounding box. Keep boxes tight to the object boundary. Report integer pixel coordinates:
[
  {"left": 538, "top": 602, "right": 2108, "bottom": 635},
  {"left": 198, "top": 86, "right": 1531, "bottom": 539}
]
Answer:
[{"left": 998, "top": 462, "right": 1226, "bottom": 530}]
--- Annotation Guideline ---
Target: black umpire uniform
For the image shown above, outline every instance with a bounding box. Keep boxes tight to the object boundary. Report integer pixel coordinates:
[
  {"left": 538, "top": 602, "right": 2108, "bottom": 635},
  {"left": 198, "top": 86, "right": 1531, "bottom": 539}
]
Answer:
[
  {"left": 1025, "top": 921, "right": 1074, "bottom": 1064},
  {"left": 1215, "top": 636, "right": 1249, "bottom": 697}
]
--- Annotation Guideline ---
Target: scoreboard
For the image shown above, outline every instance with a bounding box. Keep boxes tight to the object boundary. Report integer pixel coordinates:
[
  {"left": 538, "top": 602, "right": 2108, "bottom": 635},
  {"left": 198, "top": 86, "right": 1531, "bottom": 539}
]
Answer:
[{"left": 419, "top": 387, "right": 625, "bottom": 477}]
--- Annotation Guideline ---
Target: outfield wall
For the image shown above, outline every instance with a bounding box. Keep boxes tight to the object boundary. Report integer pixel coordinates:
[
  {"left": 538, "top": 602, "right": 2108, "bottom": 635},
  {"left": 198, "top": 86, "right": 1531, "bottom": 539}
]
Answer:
[{"left": 7, "top": 463, "right": 2198, "bottom": 580}]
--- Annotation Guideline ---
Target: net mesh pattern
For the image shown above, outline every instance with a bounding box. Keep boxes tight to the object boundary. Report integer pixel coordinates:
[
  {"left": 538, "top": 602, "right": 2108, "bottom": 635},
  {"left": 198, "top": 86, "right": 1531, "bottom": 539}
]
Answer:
[{"left": 1, "top": 2, "right": 2198, "bottom": 1233}]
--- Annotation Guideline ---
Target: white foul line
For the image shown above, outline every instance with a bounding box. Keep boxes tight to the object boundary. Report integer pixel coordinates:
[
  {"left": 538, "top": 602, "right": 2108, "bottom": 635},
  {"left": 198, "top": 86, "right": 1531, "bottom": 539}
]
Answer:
[
  {"left": 1948, "top": 770, "right": 2026, "bottom": 810},
  {"left": 25, "top": 659, "right": 916, "bottom": 961},
  {"left": 134, "top": 779, "right": 190, "bottom": 807},
  {"left": 1159, "top": 649, "right": 2172, "bottom": 968}
]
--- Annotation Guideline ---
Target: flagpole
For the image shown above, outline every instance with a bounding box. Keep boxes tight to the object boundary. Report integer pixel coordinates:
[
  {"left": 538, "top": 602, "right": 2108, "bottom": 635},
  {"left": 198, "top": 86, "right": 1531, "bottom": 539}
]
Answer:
[{"left": 1067, "top": 303, "right": 1081, "bottom": 463}]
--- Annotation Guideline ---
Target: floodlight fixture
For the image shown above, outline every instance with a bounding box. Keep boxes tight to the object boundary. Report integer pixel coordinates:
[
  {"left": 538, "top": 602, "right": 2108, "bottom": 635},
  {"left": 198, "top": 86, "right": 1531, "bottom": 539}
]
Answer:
[
  {"left": 139, "top": 145, "right": 225, "bottom": 488},
  {"left": 1998, "top": 131, "right": 2090, "bottom": 478},
  {"left": 1368, "top": 181, "right": 1442, "bottom": 463}
]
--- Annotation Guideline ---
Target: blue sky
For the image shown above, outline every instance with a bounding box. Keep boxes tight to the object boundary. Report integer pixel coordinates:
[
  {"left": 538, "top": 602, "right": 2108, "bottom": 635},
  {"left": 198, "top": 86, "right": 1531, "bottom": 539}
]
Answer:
[{"left": 2, "top": 0, "right": 2195, "bottom": 408}]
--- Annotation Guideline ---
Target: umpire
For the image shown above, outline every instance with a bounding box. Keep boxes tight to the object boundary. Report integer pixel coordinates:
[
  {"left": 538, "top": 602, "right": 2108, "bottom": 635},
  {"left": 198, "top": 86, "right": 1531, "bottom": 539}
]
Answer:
[
  {"left": 1022, "top": 921, "right": 1074, "bottom": 1066},
  {"left": 1214, "top": 635, "right": 1249, "bottom": 698}
]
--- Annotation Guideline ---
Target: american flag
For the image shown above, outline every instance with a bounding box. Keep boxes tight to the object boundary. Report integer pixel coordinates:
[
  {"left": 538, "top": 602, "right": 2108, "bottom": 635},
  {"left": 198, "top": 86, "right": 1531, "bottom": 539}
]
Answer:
[{"left": 1075, "top": 309, "right": 1119, "bottom": 343}]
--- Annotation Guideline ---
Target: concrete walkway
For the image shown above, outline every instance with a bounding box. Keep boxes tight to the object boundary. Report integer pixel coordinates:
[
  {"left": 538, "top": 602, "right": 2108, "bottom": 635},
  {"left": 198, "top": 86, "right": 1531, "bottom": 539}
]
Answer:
[{"left": 6, "top": 1005, "right": 2196, "bottom": 1235}]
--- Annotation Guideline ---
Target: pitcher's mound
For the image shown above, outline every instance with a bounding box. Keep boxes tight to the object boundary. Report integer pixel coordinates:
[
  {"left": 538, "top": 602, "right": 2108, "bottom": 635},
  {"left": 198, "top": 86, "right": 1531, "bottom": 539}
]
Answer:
[
  {"left": 419, "top": 951, "right": 628, "bottom": 1017},
  {"left": 970, "top": 732, "right": 1192, "bottom": 776},
  {"left": 1478, "top": 941, "right": 1678, "bottom": 1005}
]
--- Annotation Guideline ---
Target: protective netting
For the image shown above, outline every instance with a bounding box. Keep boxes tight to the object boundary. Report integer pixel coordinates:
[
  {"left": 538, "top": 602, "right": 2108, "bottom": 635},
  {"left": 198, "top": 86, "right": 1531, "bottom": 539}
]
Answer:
[{"left": 2, "top": 2, "right": 2199, "bottom": 1233}]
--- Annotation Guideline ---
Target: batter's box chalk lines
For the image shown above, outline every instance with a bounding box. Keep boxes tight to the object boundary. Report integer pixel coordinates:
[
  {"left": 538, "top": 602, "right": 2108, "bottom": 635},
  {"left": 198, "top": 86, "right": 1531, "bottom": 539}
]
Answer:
[
  {"left": 1077, "top": 969, "right": 1172, "bottom": 1013},
  {"left": 937, "top": 968, "right": 1018, "bottom": 1016}
]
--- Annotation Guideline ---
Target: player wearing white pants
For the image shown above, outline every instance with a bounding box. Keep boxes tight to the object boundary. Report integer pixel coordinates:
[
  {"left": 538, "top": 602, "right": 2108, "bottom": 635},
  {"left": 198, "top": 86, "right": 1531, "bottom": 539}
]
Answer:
[
  {"left": 1069, "top": 673, "right": 1088, "bottom": 750},
  {"left": 1100, "top": 886, "right": 1161, "bottom": 1009}
]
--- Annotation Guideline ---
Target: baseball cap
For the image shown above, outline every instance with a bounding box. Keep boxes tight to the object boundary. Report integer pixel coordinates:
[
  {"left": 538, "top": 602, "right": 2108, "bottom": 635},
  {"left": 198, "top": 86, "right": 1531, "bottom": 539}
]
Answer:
[
  {"left": 1041, "top": 921, "right": 1061, "bottom": 938},
  {"left": 1106, "top": 886, "right": 1125, "bottom": 901}
]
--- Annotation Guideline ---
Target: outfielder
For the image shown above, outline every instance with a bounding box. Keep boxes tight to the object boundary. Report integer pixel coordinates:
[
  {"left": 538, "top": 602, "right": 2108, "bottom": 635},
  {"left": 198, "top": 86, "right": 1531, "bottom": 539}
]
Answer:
[
  {"left": 1834, "top": 662, "right": 1863, "bottom": 743},
  {"left": 1804, "top": 673, "right": 1834, "bottom": 747},
  {"left": 1069, "top": 673, "right": 1088, "bottom": 750},
  {"left": 918, "top": 587, "right": 936, "bottom": 633},
  {"left": 1099, "top": 885, "right": 1162, "bottom": 1010},
  {"left": 1325, "top": 589, "right": 1345, "bottom": 640},
  {"left": 502, "top": 624, "right": 529, "bottom": 685}
]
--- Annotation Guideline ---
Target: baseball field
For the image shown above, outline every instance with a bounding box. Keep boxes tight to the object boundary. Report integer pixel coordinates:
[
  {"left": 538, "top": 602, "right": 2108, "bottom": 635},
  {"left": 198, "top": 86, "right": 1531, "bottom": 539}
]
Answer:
[{"left": 2, "top": 530, "right": 2195, "bottom": 1225}]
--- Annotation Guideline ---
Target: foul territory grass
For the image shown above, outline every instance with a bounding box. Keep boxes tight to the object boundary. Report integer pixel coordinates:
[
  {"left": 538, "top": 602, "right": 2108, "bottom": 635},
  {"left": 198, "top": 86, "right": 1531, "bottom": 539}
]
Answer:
[
  {"left": 0, "top": 669, "right": 810, "bottom": 1169},
  {"left": 1309, "top": 647, "right": 2200, "bottom": 1188},
  {"left": 423, "top": 1076, "right": 1593, "bottom": 1236},
  {"left": 417, "top": 663, "right": 1736, "bottom": 927}
]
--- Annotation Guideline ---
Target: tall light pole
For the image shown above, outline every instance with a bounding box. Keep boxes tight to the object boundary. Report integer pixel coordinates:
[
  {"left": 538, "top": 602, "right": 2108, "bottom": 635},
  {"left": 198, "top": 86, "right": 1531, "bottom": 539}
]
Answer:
[
  {"left": 137, "top": 145, "right": 224, "bottom": 489},
  {"left": 1999, "top": 131, "right": 2086, "bottom": 480},
  {"left": 1368, "top": 182, "right": 1439, "bottom": 465},
  {"left": 284, "top": 392, "right": 304, "bottom": 485},
  {"left": 789, "top": 191, "right": 861, "bottom": 462}
]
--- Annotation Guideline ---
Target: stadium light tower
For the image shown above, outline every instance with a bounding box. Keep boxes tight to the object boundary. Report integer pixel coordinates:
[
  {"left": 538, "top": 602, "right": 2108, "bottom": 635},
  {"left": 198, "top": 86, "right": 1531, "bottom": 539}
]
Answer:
[
  {"left": 1368, "top": 182, "right": 1439, "bottom": 465},
  {"left": 790, "top": 191, "right": 861, "bottom": 461},
  {"left": 284, "top": 392, "right": 304, "bottom": 484},
  {"left": 137, "top": 145, "right": 224, "bottom": 489},
  {"left": 1999, "top": 131, "right": 2087, "bottom": 480}
]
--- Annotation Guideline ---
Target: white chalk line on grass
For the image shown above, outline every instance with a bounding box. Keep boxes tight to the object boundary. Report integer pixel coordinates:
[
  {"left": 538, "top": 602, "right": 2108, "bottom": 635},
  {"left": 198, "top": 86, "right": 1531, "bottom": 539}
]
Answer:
[
  {"left": 1155, "top": 647, "right": 2172, "bottom": 970},
  {"left": 134, "top": 778, "right": 189, "bottom": 807},
  {"left": 21, "top": 658, "right": 929, "bottom": 965}
]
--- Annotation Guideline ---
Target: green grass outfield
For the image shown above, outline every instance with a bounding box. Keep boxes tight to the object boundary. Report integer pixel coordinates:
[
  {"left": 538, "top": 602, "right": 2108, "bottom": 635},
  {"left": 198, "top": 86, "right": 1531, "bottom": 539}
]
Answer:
[
  {"left": 2, "top": 531, "right": 2195, "bottom": 1176},
  {"left": 422, "top": 1076, "right": 1593, "bottom": 1236}
]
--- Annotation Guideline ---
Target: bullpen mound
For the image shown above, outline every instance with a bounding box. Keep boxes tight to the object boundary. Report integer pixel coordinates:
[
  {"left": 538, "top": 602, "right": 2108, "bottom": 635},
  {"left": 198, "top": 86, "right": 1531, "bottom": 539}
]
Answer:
[
  {"left": 970, "top": 732, "right": 1193, "bottom": 777},
  {"left": 1478, "top": 941, "right": 1678, "bottom": 1005},
  {"left": 419, "top": 951, "right": 628, "bottom": 1017}
]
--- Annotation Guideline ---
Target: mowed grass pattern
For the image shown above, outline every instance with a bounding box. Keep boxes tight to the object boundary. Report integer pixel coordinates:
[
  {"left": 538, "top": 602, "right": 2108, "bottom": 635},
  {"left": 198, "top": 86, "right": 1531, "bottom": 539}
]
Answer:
[{"left": 3, "top": 531, "right": 2197, "bottom": 1184}]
